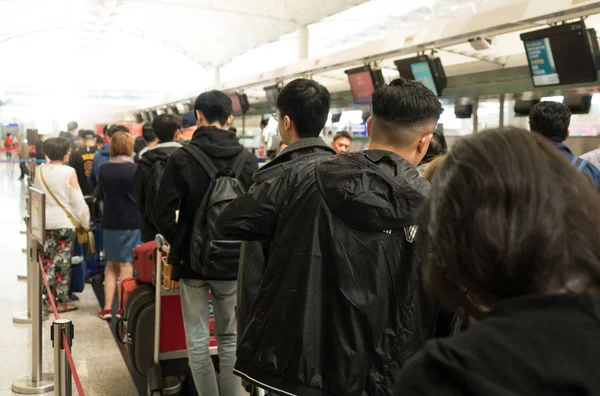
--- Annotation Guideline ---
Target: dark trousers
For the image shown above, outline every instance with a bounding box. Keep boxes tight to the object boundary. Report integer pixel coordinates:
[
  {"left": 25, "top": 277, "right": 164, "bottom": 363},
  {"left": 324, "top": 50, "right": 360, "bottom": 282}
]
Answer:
[{"left": 19, "top": 162, "right": 29, "bottom": 178}]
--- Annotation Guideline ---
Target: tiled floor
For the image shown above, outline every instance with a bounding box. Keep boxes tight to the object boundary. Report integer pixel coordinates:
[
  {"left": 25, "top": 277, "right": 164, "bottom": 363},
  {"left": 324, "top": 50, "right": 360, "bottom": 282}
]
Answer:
[{"left": 0, "top": 163, "right": 137, "bottom": 396}]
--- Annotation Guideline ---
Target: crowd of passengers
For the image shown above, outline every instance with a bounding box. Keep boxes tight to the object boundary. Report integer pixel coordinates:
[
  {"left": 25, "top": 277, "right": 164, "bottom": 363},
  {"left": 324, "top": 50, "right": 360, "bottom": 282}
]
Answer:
[{"left": 30, "top": 76, "right": 600, "bottom": 396}]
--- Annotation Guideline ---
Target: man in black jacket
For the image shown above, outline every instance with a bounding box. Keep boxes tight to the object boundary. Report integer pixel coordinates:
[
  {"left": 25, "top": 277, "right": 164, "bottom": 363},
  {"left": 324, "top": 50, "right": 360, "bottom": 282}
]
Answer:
[
  {"left": 216, "top": 77, "right": 442, "bottom": 396},
  {"left": 236, "top": 78, "right": 336, "bottom": 361},
  {"left": 133, "top": 114, "right": 182, "bottom": 243},
  {"left": 154, "top": 90, "right": 257, "bottom": 396}
]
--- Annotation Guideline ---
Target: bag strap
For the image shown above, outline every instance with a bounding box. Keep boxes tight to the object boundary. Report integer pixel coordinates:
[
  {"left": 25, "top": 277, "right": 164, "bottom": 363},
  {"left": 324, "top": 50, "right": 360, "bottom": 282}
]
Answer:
[
  {"left": 39, "top": 166, "right": 82, "bottom": 229},
  {"left": 232, "top": 149, "right": 249, "bottom": 178},
  {"left": 571, "top": 156, "right": 588, "bottom": 172},
  {"left": 182, "top": 145, "right": 218, "bottom": 179}
]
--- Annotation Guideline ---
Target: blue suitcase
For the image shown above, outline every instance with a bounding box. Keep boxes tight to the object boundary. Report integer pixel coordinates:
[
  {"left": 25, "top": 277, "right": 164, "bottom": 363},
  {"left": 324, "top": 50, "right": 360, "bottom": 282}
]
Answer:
[{"left": 86, "top": 226, "right": 105, "bottom": 284}]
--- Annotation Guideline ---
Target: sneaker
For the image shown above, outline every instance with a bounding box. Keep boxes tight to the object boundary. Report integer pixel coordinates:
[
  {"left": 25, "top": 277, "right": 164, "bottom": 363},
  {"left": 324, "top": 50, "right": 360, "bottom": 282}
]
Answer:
[
  {"left": 116, "top": 309, "right": 122, "bottom": 319},
  {"left": 98, "top": 309, "right": 112, "bottom": 320}
]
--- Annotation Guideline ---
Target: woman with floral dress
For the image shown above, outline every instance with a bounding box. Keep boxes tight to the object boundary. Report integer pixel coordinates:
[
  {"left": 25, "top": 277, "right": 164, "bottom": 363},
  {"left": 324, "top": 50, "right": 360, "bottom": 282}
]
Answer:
[{"left": 35, "top": 137, "right": 90, "bottom": 312}]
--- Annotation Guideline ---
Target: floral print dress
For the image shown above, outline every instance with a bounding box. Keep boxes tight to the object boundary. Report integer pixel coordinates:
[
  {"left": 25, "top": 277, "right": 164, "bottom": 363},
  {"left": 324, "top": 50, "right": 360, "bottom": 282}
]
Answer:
[{"left": 42, "top": 229, "right": 75, "bottom": 304}]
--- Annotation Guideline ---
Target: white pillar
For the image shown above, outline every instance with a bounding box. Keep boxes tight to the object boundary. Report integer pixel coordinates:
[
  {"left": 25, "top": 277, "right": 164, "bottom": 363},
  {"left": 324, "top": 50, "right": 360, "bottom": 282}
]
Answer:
[
  {"left": 213, "top": 66, "right": 221, "bottom": 89},
  {"left": 298, "top": 25, "right": 309, "bottom": 60}
]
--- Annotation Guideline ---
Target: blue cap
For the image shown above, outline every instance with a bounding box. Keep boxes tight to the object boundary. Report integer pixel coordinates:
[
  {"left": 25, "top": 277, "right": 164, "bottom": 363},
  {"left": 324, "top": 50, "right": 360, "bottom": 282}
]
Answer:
[{"left": 182, "top": 112, "right": 196, "bottom": 128}]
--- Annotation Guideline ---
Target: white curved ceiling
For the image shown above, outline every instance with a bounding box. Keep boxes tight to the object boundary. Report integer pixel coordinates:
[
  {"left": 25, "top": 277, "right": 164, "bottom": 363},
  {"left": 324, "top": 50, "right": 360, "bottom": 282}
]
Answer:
[{"left": 0, "top": 0, "right": 528, "bottom": 129}]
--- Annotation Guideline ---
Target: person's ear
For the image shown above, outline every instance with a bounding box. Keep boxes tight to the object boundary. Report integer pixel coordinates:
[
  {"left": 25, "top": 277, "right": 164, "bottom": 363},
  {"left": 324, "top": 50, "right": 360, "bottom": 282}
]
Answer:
[
  {"left": 567, "top": 128, "right": 571, "bottom": 139},
  {"left": 195, "top": 110, "right": 203, "bottom": 127},
  {"left": 418, "top": 133, "right": 434, "bottom": 154},
  {"left": 225, "top": 115, "right": 233, "bottom": 128},
  {"left": 366, "top": 116, "right": 372, "bottom": 138},
  {"left": 284, "top": 115, "right": 292, "bottom": 132}
]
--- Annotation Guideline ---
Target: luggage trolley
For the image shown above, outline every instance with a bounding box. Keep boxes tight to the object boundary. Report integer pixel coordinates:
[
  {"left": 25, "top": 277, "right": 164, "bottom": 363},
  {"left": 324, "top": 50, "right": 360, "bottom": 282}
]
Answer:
[{"left": 146, "top": 235, "right": 218, "bottom": 395}]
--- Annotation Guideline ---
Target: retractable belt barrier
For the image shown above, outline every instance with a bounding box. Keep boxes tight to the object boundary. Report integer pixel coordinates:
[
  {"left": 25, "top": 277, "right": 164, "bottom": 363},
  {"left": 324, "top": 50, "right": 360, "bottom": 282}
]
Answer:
[
  {"left": 38, "top": 252, "right": 85, "bottom": 396},
  {"left": 0, "top": 159, "right": 46, "bottom": 163}
]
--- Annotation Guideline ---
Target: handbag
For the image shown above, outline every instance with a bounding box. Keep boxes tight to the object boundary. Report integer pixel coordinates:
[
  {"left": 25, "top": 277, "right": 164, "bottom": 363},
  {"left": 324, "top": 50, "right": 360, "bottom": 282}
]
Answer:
[{"left": 39, "top": 166, "right": 96, "bottom": 254}]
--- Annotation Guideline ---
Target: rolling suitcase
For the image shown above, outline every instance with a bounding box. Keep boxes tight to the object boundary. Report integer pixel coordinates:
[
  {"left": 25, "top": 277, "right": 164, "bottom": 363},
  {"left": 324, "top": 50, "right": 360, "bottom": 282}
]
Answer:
[
  {"left": 86, "top": 225, "right": 105, "bottom": 284},
  {"left": 132, "top": 241, "right": 156, "bottom": 284}
]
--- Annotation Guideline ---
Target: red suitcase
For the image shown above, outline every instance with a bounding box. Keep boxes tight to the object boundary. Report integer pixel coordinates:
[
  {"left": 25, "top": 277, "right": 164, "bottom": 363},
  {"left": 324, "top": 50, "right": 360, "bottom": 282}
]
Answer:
[{"left": 132, "top": 241, "right": 156, "bottom": 284}]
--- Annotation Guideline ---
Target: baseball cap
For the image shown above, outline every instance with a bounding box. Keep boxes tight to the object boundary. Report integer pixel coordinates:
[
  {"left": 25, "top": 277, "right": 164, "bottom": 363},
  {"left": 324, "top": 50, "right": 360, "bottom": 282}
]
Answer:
[{"left": 181, "top": 112, "right": 196, "bottom": 128}]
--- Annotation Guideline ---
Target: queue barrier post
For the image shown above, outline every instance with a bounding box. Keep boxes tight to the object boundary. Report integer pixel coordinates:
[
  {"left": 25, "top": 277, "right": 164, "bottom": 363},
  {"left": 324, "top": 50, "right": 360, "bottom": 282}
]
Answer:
[
  {"left": 51, "top": 319, "right": 73, "bottom": 396},
  {"left": 12, "top": 187, "right": 54, "bottom": 394}
]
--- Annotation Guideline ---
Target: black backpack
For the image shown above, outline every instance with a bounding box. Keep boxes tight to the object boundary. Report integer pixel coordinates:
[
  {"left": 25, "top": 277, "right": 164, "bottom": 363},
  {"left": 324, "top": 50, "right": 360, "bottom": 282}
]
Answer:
[
  {"left": 145, "top": 158, "right": 167, "bottom": 224},
  {"left": 184, "top": 145, "right": 248, "bottom": 278}
]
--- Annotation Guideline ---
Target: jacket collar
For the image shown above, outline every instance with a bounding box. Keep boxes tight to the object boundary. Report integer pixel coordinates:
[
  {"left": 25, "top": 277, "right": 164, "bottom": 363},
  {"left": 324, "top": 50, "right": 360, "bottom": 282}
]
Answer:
[{"left": 254, "top": 137, "right": 336, "bottom": 181}]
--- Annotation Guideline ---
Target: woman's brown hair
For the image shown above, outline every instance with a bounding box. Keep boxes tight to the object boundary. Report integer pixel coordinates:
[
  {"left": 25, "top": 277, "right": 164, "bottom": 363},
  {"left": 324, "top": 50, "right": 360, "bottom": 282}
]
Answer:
[
  {"left": 422, "top": 155, "right": 446, "bottom": 182},
  {"left": 109, "top": 131, "right": 134, "bottom": 157},
  {"left": 419, "top": 127, "right": 600, "bottom": 316}
]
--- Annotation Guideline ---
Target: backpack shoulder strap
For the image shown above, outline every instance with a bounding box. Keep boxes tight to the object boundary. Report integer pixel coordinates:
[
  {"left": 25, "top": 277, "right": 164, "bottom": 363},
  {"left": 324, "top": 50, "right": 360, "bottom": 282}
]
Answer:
[
  {"left": 571, "top": 156, "right": 588, "bottom": 172},
  {"left": 232, "top": 149, "right": 249, "bottom": 178},
  {"left": 182, "top": 145, "right": 218, "bottom": 179}
]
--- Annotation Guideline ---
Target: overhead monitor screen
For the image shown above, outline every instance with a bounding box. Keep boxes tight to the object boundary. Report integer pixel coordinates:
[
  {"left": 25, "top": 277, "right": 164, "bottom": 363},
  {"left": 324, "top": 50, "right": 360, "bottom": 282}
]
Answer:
[
  {"left": 346, "top": 69, "right": 376, "bottom": 104},
  {"left": 264, "top": 86, "right": 280, "bottom": 112},
  {"left": 394, "top": 55, "right": 447, "bottom": 96},
  {"left": 229, "top": 94, "right": 243, "bottom": 117},
  {"left": 521, "top": 21, "right": 598, "bottom": 87},
  {"left": 410, "top": 61, "right": 438, "bottom": 96}
]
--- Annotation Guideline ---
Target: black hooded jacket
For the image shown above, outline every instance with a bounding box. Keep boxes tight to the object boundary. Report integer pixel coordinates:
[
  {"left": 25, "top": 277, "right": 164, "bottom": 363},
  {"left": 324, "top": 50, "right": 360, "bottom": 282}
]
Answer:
[
  {"left": 133, "top": 143, "right": 181, "bottom": 243},
  {"left": 396, "top": 293, "right": 600, "bottom": 396},
  {"left": 236, "top": 138, "right": 336, "bottom": 341},
  {"left": 216, "top": 150, "right": 434, "bottom": 396},
  {"left": 154, "top": 126, "right": 258, "bottom": 280}
]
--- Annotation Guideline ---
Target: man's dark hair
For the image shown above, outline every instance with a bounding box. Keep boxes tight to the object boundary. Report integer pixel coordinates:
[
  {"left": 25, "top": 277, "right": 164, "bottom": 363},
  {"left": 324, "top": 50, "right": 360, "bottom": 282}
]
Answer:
[
  {"left": 43, "top": 137, "right": 71, "bottom": 161},
  {"left": 194, "top": 90, "right": 232, "bottom": 126},
  {"left": 421, "top": 130, "right": 447, "bottom": 164},
  {"left": 134, "top": 136, "right": 146, "bottom": 154},
  {"left": 419, "top": 127, "right": 600, "bottom": 317},
  {"left": 95, "top": 135, "right": 104, "bottom": 145},
  {"left": 260, "top": 119, "right": 268, "bottom": 129},
  {"left": 529, "top": 101, "right": 571, "bottom": 142},
  {"left": 371, "top": 77, "right": 442, "bottom": 146},
  {"left": 333, "top": 131, "right": 352, "bottom": 142},
  {"left": 277, "top": 78, "right": 330, "bottom": 138},
  {"left": 152, "top": 114, "right": 181, "bottom": 143},
  {"left": 106, "top": 125, "right": 129, "bottom": 138},
  {"left": 142, "top": 123, "right": 156, "bottom": 143}
]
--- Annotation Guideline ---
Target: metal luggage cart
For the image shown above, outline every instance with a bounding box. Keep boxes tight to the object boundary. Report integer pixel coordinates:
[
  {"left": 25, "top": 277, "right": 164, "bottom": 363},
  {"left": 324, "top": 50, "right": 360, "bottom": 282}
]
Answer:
[{"left": 147, "top": 235, "right": 217, "bottom": 396}]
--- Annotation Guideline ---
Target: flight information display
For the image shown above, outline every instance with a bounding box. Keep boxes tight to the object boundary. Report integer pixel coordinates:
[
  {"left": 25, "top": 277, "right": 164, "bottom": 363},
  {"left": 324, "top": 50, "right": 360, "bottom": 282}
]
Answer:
[
  {"left": 521, "top": 21, "right": 598, "bottom": 87},
  {"left": 347, "top": 70, "right": 376, "bottom": 104},
  {"left": 524, "top": 39, "right": 559, "bottom": 86},
  {"left": 410, "top": 61, "right": 439, "bottom": 95}
]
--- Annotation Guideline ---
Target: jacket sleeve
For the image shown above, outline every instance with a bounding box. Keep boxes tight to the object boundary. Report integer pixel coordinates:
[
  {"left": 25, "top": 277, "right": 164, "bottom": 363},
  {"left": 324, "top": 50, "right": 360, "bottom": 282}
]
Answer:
[
  {"left": 154, "top": 156, "right": 185, "bottom": 245},
  {"left": 133, "top": 164, "right": 146, "bottom": 216},
  {"left": 240, "top": 153, "right": 259, "bottom": 189},
  {"left": 216, "top": 171, "right": 289, "bottom": 241},
  {"left": 88, "top": 152, "right": 99, "bottom": 188}
]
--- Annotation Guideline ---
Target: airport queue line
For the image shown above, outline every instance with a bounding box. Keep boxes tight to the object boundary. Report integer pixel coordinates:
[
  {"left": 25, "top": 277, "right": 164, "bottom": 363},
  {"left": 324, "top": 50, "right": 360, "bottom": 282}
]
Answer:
[{"left": 2, "top": 77, "right": 600, "bottom": 396}]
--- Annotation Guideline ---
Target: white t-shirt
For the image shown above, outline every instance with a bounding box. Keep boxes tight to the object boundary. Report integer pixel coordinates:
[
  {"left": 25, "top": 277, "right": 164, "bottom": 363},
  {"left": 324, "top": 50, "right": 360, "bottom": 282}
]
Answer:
[{"left": 34, "top": 164, "right": 91, "bottom": 231}]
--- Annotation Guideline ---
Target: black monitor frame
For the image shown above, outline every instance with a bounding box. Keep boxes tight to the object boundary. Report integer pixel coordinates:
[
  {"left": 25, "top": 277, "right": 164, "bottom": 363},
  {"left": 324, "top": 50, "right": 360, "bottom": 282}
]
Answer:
[
  {"left": 394, "top": 55, "right": 447, "bottom": 96},
  {"left": 520, "top": 21, "right": 598, "bottom": 87},
  {"left": 344, "top": 65, "right": 385, "bottom": 104},
  {"left": 264, "top": 85, "right": 281, "bottom": 113}
]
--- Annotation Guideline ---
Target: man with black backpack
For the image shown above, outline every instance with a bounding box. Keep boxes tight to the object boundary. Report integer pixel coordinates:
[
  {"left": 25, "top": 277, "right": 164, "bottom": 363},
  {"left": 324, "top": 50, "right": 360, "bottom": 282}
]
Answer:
[
  {"left": 154, "top": 90, "right": 257, "bottom": 396},
  {"left": 133, "top": 114, "right": 182, "bottom": 243}
]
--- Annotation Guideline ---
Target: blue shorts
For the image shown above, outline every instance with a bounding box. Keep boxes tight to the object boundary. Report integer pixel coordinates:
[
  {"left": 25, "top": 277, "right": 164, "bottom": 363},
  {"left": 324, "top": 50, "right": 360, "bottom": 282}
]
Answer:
[{"left": 103, "top": 229, "right": 141, "bottom": 263}]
